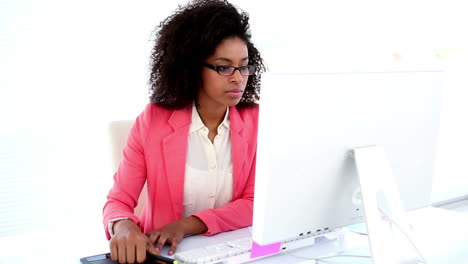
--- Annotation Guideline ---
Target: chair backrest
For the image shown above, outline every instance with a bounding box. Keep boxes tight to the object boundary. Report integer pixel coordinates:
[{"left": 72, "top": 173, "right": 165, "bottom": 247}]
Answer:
[{"left": 108, "top": 120, "right": 147, "bottom": 216}]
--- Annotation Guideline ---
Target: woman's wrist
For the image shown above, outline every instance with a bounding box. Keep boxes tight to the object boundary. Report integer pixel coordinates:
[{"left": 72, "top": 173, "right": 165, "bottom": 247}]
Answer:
[
  {"left": 113, "top": 219, "right": 140, "bottom": 235},
  {"left": 180, "top": 216, "right": 208, "bottom": 236}
]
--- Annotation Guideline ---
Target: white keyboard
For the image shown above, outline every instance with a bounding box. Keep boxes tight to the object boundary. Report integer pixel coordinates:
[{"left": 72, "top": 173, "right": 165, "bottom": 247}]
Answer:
[
  {"left": 173, "top": 230, "right": 340, "bottom": 264},
  {"left": 174, "top": 237, "right": 254, "bottom": 264}
]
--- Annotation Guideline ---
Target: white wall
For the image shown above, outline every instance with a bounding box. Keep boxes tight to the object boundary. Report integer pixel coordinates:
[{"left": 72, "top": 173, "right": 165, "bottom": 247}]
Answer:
[
  {"left": 0, "top": 0, "right": 467, "bottom": 240},
  {"left": 432, "top": 60, "right": 468, "bottom": 202},
  {"left": 0, "top": 0, "right": 182, "bottom": 237}
]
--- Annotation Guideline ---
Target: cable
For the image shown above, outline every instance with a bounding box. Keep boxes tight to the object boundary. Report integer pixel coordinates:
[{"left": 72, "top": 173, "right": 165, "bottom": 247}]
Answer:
[{"left": 345, "top": 228, "right": 368, "bottom": 236}]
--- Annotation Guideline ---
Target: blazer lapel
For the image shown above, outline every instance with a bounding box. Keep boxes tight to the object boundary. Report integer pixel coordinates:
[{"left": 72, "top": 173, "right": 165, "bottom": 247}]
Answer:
[
  {"left": 229, "top": 106, "right": 248, "bottom": 200},
  {"left": 162, "top": 106, "right": 191, "bottom": 219}
]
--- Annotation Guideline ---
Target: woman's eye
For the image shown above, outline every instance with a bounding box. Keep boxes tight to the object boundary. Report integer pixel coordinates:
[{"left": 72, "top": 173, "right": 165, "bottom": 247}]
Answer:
[{"left": 217, "top": 66, "right": 230, "bottom": 72}]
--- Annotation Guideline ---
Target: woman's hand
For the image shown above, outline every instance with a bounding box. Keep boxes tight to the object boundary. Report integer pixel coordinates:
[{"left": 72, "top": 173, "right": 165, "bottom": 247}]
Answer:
[
  {"left": 146, "top": 216, "right": 208, "bottom": 255},
  {"left": 109, "top": 219, "right": 158, "bottom": 264}
]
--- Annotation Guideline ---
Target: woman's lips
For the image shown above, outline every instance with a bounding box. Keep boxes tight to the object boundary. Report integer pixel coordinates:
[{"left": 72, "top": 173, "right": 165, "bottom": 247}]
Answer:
[{"left": 227, "top": 89, "right": 243, "bottom": 98}]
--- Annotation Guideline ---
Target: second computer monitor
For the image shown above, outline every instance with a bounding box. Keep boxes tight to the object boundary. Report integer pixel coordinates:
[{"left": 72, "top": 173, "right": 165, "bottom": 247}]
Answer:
[{"left": 252, "top": 71, "right": 445, "bottom": 245}]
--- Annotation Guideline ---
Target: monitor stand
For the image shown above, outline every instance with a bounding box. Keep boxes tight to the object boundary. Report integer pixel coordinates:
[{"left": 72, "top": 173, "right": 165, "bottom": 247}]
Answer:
[{"left": 353, "top": 145, "right": 426, "bottom": 264}]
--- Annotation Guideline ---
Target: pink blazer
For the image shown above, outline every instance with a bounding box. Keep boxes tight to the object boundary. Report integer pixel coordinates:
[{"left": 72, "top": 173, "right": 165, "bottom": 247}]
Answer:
[{"left": 103, "top": 103, "right": 258, "bottom": 239}]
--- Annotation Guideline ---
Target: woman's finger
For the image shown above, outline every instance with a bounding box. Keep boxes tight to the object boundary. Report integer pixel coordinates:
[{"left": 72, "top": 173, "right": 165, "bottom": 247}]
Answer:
[
  {"left": 136, "top": 237, "right": 148, "bottom": 263},
  {"left": 168, "top": 237, "right": 181, "bottom": 256},
  {"left": 126, "top": 243, "right": 136, "bottom": 264},
  {"left": 146, "top": 240, "right": 160, "bottom": 256},
  {"left": 154, "top": 235, "right": 167, "bottom": 251},
  {"left": 110, "top": 239, "right": 118, "bottom": 261},
  {"left": 117, "top": 239, "right": 127, "bottom": 264},
  {"left": 148, "top": 231, "right": 160, "bottom": 244}
]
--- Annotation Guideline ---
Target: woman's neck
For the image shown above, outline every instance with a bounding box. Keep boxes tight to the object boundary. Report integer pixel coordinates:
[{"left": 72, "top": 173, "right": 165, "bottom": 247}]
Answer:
[{"left": 195, "top": 103, "right": 227, "bottom": 130}]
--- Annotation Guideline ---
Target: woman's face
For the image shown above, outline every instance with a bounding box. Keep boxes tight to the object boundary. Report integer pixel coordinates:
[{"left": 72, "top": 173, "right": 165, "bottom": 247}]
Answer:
[{"left": 198, "top": 37, "right": 249, "bottom": 109}]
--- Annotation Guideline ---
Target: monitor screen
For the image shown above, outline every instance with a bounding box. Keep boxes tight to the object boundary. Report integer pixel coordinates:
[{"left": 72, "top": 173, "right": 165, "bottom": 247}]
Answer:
[{"left": 252, "top": 71, "right": 445, "bottom": 245}]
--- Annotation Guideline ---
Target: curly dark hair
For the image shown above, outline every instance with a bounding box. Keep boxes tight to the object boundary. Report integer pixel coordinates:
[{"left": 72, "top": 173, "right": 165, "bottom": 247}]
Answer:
[{"left": 149, "top": 0, "right": 265, "bottom": 109}]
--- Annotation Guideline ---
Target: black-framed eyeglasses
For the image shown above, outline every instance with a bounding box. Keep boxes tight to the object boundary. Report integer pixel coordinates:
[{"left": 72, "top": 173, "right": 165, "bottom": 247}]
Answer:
[{"left": 204, "top": 63, "right": 256, "bottom": 76}]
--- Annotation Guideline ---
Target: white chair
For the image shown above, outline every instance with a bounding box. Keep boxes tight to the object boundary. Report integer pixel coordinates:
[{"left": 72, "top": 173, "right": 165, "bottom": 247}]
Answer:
[{"left": 108, "top": 120, "right": 147, "bottom": 217}]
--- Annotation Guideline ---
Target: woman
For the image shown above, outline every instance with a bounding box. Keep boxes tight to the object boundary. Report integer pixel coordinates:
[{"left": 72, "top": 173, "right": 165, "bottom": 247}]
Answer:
[{"left": 103, "top": 0, "right": 265, "bottom": 263}]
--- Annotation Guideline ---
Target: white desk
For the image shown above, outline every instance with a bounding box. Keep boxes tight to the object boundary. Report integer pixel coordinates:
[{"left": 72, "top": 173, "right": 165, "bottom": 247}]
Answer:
[
  {"left": 0, "top": 204, "right": 467, "bottom": 264},
  {"left": 171, "top": 206, "right": 468, "bottom": 264},
  {"left": 0, "top": 217, "right": 110, "bottom": 264}
]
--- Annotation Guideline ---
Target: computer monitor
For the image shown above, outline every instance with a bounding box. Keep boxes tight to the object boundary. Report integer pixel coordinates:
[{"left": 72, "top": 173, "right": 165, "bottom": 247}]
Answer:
[{"left": 252, "top": 71, "right": 445, "bottom": 246}]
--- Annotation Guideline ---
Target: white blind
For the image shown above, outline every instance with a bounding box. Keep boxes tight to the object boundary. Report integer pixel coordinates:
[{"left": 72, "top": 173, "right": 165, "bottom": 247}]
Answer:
[
  {"left": 1, "top": 1, "right": 51, "bottom": 237},
  {"left": 0, "top": 0, "right": 161, "bottom": 237}
]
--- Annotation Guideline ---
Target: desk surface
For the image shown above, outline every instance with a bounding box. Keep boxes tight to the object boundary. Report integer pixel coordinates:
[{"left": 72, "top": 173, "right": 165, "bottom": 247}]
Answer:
[
  {"left": 172, "top": 206, "right": 468, "bottom": 264},
  {"left": 1, "top": 203, "right": 467, "bottom": 264}
]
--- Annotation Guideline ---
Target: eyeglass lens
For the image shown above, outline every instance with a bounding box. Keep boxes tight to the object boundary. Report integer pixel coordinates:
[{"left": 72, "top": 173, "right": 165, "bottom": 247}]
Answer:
[{"left": 219, "top": 65, "right": 256, "bottom": 76}]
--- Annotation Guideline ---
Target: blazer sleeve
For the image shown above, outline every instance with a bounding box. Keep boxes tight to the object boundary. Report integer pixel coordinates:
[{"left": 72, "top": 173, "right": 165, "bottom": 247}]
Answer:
[
  {"left": 193, "top": 153, "right": 256, "bottom": 236},
  {"left": 102, "top": 104, "right": 152, "bottom": 240}
]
